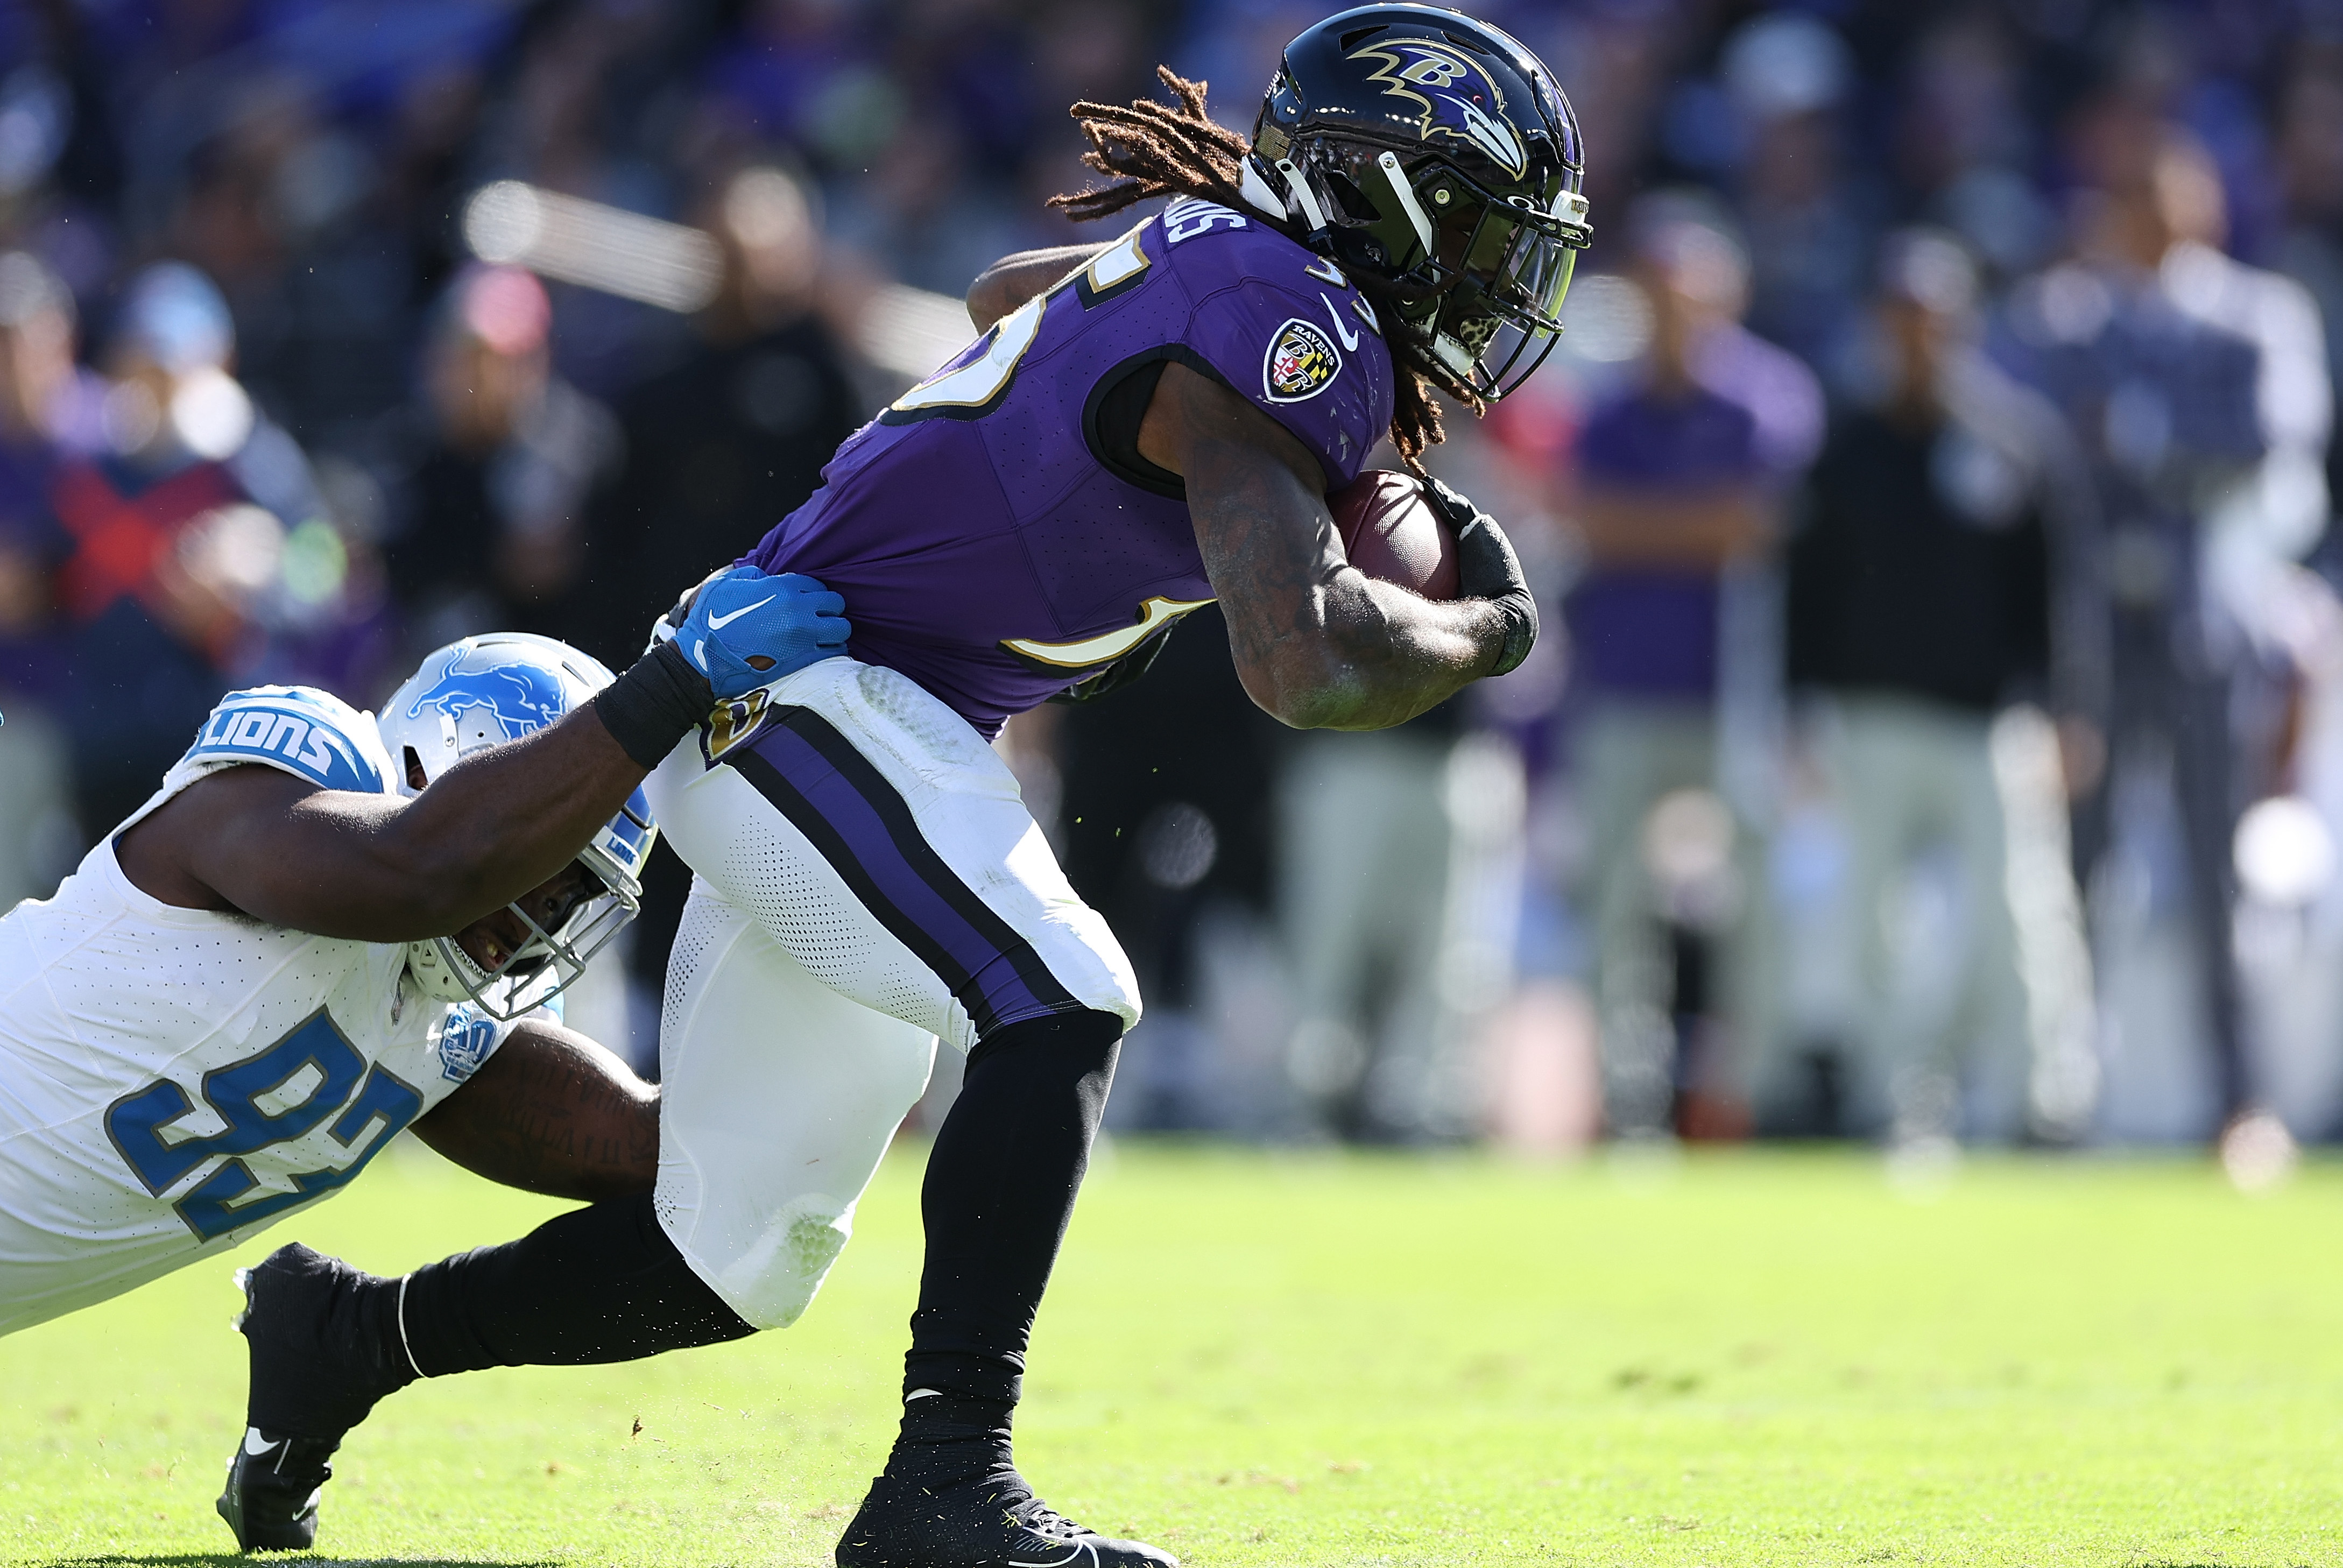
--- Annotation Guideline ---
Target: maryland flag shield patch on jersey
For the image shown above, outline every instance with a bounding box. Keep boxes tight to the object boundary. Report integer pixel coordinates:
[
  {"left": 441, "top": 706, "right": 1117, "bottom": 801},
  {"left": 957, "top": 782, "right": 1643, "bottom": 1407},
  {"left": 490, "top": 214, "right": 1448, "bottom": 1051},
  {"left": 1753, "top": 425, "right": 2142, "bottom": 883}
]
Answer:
[{"left": 1264, "top": 317, "right": 1340, "bottom": 403}]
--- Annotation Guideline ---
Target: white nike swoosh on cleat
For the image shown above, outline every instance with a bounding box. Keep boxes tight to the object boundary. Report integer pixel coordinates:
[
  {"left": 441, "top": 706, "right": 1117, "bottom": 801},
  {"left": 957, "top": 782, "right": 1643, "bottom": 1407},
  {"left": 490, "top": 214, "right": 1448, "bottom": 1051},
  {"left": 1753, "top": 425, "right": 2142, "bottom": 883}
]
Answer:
[
  {"left": 1007, "top": 1542, "right": 1098, "bottom": 1568},
  {"left": 243, "top": 1427, "right": 281, "bottom": 1458},
  {"left": 706, "top": 595, "right": 777, "bottom": 630},
  {"left": 1005, "top": 1552, "right": 1077, "bottom": 1568}
]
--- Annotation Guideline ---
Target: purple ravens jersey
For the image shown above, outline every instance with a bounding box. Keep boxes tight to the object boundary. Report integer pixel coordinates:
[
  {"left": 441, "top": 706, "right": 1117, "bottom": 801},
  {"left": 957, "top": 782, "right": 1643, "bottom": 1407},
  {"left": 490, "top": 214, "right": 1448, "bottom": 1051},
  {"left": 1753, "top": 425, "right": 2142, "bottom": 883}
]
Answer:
[{"left": 743, "top": 197, "right": 1396, "bottom": 735}]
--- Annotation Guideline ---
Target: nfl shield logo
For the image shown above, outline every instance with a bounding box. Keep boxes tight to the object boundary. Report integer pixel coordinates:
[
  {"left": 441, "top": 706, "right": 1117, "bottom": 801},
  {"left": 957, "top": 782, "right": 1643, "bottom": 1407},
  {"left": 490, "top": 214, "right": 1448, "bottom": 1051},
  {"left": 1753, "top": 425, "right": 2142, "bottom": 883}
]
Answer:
[
  {"left": 436, "top": 1006, "right": 499, "bottom": 1083},
  {"left": 1263, "top": 318, "right": 1341, "bottom": 404}
]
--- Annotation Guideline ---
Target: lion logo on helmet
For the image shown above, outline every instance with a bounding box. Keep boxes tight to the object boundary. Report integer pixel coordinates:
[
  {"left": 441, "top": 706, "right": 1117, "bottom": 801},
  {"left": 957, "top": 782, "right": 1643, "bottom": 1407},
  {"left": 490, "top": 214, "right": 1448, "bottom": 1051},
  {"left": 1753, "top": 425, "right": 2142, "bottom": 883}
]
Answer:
[
  {"left": 1349, "top": 36, "right": 1528, "bottom": 178},
  {"left": 405, "top": 648, "right": 568, "bottom": 744}
]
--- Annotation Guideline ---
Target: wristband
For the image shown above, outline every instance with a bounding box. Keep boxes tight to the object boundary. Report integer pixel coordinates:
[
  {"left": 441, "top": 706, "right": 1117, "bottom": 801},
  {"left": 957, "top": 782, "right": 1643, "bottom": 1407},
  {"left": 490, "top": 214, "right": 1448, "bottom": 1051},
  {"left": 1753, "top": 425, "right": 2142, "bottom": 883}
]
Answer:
[
  {"left": 1486, "top": 593, "right": 1538, "bottom": 678},
  {"left": 592, "top": 640, "right": 716, "bottom": 769}
]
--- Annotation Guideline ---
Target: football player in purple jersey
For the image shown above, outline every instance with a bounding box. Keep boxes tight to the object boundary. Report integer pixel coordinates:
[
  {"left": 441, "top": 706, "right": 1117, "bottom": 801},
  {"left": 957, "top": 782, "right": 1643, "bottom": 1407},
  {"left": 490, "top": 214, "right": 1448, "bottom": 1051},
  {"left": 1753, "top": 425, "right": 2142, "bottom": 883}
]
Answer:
[{"left": 231, "top": 10, "right": 1588, "bottom": 1565}]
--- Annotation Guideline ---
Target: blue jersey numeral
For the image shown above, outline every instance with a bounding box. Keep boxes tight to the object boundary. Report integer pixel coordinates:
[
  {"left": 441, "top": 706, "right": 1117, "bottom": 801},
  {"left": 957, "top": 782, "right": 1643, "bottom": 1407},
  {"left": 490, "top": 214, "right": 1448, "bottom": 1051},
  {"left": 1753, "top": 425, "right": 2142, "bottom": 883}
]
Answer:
[{"left": 103, "top": 1009, "right": 427, "bottom": 1242}]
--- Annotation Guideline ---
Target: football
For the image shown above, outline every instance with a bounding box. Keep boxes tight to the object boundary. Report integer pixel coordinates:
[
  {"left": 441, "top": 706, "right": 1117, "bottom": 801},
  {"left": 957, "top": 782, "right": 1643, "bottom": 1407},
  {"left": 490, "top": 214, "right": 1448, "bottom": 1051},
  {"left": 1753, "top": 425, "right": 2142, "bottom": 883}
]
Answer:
[{"left": 1331, "top": 468, "right": 1460, "bottom": 600}]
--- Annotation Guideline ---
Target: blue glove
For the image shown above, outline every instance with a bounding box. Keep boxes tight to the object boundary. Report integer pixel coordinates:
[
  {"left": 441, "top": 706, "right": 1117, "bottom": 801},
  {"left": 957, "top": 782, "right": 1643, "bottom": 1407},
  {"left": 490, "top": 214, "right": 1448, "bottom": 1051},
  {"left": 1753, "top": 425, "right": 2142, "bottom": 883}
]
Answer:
[{"left": 675, "top": 566, "right": 850, "bottom": 699}]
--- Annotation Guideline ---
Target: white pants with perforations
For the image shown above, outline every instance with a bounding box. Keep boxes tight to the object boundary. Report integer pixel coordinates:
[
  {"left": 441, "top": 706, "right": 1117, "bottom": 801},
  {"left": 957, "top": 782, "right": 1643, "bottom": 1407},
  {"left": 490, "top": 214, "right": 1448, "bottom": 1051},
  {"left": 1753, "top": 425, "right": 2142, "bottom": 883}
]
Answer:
[{"left": 644, "top": 657, "right": 1139, "bottom": 1330}]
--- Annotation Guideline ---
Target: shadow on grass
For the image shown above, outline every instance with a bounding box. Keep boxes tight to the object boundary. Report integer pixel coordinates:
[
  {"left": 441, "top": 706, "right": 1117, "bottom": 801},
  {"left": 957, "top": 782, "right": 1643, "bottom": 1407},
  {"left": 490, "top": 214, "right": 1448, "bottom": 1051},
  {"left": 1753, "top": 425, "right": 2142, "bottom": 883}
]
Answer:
[{"left": 28, "top": 1559, "right": 565, "bottom": 1567}]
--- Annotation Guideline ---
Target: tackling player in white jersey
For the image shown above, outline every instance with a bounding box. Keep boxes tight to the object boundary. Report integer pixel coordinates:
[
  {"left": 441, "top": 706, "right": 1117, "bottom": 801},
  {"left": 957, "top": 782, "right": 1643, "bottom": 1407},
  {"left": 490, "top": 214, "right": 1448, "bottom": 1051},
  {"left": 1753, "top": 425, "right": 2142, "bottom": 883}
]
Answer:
[{"left": 0, "top": 565, "right": 848, "bottom": 1547}]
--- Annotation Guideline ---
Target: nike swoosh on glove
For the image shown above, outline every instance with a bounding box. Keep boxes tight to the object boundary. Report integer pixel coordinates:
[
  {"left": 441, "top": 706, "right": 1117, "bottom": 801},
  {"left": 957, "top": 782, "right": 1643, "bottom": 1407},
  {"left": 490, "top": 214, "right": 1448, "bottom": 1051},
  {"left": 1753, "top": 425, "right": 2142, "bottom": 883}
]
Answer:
[
  {"left": 675, "top": 566, "right": 850, "bottom": 699},
  {"left": 1423, "top": 476, "right": 1538, "bottom": 678}
]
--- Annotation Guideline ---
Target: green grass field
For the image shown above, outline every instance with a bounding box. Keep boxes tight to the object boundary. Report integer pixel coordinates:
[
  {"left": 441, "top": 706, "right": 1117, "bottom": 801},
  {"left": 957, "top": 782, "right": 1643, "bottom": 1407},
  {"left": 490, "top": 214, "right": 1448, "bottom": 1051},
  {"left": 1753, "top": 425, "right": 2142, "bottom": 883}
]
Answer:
[{"left": 3, "top": 1139, "right": 2339, "bottom": 1567}]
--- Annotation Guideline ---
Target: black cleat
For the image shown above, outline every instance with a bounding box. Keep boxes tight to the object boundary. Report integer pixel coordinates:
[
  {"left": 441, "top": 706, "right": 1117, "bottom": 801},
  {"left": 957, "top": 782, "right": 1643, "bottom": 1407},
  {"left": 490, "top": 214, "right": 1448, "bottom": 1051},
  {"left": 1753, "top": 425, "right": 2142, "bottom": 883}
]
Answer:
[
  {"left": 215, "top": 1425, "right": 336, "bottom": 1551},
  {"left": 836, "top": 1467, "right": 1178, "bottom": 1568},
  {"left": 217, "top": 1243, "right": 412, "bottom": 1553}
]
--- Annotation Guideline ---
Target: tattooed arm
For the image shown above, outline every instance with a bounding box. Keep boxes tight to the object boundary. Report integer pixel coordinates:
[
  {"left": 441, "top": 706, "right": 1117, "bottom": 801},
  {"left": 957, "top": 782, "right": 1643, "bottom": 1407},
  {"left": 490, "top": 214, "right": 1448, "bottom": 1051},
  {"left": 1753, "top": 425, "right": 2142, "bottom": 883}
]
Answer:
[
  {"left": 1138, "top": 361, "right": 1511, "bottom": 730},
  {"left": 407, "top": 1020, "right": 657, "bottom": 1202}
]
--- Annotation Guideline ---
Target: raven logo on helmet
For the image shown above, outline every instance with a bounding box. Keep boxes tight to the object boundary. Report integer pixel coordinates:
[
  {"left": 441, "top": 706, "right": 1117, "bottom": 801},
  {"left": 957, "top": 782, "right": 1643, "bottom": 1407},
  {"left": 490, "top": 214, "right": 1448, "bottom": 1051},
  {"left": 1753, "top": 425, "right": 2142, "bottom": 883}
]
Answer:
[
  {"left": 1248, "top": 5, "right": 1591, "bottom": 401},
  {"left": 1348, "top": 37, "right": 1528, "bottom": 177}
]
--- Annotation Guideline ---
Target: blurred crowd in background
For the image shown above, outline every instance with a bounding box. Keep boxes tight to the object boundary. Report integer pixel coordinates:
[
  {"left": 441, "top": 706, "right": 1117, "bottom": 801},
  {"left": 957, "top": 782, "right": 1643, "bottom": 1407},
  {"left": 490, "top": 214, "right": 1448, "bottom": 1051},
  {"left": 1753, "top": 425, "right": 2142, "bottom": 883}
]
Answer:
[{"left": 0, "top": 0, "right": 2339, "bottom": 1161}]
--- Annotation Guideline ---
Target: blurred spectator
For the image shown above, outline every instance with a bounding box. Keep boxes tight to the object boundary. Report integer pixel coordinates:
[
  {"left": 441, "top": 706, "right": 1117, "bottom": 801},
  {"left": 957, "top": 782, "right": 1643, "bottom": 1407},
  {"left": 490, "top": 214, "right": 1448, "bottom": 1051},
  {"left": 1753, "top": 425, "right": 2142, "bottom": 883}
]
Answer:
[
  {"left": 1780, "top": 230, "right": 2101, "bottom": 1145},
  {"left": 1718, "top": 12, "right": 1875, "bottom": 371},
  {"left": 1056, "top": 606, "right": 1282, "bottom": 1133},
  {"left": 1278, "top": 696, "right": 1475, "bottom": 1143},
  {"left": 55, "top": 261, "right": 324, "bottom": 837},
  {"left": 2274, "top": 60, "right": 2343, "bottom": 570},
  {"left": 9, "top": 0, "right": 2339, "bottom": 1147},
  {"left": 1896, "top": 13, "right": 2057, "bottom": 284},
  {"left": 1559, "top": 193, "right": 1823, "bottom": 1139},
  {"left": 2002, "top": 113, "right": 2331, "bottom": 1136},
  {"left": 583, "top": 164, "right": 861, "bottom": 668},
  {"left": 386, "top": 263, "right": 619, "bottom": 659},
  {"left": 0, "top": 253, "right": 95, "bottom": 905},
  {"left": 588, "top": 163, "right": 866, "bottom": 1060}
]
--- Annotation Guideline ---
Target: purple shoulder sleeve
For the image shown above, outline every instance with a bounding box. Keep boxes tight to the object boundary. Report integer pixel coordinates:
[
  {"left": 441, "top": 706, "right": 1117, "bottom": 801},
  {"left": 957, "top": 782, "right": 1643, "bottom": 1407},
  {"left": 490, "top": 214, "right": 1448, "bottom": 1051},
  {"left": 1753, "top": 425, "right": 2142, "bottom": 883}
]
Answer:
[{"left": 1162, "top": 202, "right": 1394, "bottom": 489}]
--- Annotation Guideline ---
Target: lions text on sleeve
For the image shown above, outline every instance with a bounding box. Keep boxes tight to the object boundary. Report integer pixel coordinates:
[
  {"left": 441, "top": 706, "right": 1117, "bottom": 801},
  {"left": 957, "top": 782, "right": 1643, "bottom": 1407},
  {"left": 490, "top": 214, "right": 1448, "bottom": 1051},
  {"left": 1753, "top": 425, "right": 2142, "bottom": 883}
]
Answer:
[
  {"left": 741, "top": 202, "right": 1396, "bottom": 737},
  {"left": 0, "top": 686, "right": 514, "bottom": 1338}
]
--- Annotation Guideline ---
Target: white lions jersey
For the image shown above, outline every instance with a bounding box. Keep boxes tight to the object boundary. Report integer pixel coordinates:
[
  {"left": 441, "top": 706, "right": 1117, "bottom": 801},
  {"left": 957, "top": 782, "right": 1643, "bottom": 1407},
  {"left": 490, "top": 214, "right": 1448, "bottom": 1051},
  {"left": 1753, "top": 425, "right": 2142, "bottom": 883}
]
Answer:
[{"left": 0, "top": 686, "right": 515, "bottom": 1338}]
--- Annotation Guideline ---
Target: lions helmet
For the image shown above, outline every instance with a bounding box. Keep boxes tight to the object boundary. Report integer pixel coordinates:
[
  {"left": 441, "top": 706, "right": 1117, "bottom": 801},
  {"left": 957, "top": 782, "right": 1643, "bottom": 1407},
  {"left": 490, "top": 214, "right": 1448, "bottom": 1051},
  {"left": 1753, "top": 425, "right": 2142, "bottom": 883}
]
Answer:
[
  {"left": 376, "top": 631, "right": 657, "bottom": 1020},
  {"left": 1245, "top": 4, "right": 1591, "bottom": 400}
]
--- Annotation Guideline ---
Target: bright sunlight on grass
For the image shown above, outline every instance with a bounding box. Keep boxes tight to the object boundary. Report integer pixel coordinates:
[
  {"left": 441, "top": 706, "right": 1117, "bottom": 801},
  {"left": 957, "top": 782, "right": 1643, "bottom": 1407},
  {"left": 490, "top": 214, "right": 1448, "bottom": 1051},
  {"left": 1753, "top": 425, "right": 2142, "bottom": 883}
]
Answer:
[{"left": 4, "top": 1139, "right": 2339, "bottom": 1566}]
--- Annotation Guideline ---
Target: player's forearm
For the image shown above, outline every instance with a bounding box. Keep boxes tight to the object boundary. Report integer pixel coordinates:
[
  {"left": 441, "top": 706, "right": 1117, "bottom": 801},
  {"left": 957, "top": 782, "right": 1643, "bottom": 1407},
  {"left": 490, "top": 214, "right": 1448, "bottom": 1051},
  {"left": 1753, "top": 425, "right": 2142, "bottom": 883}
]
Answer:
[
  {"left": 168, "top": 715, "right": 652, "bottom": 942},
  {"left": 324, "top": 633, "right": 728, "bottom": 937},
  {"left": 407, "top": 1020, "right": 658, "bottom": 1202},
  {"left": 1271, "top": 575, "right": 1504, "bottom": 729},
  {"left": 1172, "top": 367, "right": 1506, "bottom": 728},
  {"left": 344, "top": 712, "right": 649, "bottom": 937},
  {"left": 1197, "top": 476, "right": 1499, "bottom": 729},
  {"left": 966, "top": 244, "right": 1107, "bottom": 330}
]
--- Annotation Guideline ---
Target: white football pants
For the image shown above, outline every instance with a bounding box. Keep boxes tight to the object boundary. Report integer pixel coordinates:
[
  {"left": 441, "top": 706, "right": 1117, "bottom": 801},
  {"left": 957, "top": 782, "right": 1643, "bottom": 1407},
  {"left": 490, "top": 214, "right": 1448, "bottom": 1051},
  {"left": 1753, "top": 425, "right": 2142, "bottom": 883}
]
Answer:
[{"left": 644, "top": 656, "right": 1139, "bottom": 1329}]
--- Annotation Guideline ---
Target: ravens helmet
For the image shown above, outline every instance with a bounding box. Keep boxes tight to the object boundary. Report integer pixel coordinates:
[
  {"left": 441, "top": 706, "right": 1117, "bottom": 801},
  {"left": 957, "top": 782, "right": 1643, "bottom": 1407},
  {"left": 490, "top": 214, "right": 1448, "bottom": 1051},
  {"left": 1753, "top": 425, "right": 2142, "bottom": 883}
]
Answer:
[{"left": 1243, "top": 4, "right": 1590, "bottom": 400}]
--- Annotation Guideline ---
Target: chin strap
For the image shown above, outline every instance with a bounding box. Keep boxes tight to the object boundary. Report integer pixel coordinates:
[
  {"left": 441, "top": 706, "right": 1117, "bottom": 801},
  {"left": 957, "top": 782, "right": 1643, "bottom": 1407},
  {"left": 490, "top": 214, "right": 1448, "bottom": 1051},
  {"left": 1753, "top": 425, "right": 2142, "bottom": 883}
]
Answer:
[
  {"left": 1375, "top": 151, "right": 1438, "bottom": 269},
  {"left": 1237, "top": 157, "right": 1286, "bottom": 221},
  {"left": 1272, "top": 157, "right": 1329, "bottom": 232},
  {"left": 1239, "top": 151, "right": 1333, "bottom": 237}
]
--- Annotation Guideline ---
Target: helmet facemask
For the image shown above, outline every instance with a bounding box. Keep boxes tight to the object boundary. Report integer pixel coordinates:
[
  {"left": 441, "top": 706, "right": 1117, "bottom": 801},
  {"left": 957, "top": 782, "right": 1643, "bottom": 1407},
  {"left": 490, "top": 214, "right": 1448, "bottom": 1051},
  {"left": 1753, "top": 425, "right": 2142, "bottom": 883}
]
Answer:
[
  {"left": 404, "top": 809, "right": 649, "bottom": 1022},
  {"left": 1423, "top": 169, "right": 1586, "bottom": 398},
  {"left": 1261, "top": 137, "right": 1590, "bottom": 401},
  {"left": 1247, "top": 5, "right": 1594, "bottom": 404},
  {"left": 379, "top": 630, "right": 660, "bottom": 1021}
]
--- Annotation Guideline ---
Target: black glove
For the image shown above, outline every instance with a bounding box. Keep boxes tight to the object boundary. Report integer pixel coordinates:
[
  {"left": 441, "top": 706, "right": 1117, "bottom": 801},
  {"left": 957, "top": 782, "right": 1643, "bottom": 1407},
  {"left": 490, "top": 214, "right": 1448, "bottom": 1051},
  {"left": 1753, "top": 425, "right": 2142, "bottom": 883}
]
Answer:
[{"left": 1423, "top": 476, "right": 1537, "bottom": 678}]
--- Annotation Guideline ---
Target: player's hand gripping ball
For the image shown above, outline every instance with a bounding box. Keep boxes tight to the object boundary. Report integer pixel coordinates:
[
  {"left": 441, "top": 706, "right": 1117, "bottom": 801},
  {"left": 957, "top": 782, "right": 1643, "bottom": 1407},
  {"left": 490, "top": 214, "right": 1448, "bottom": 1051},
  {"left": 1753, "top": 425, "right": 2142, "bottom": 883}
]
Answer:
[
  {"left": 676, "top": 565, "right": 851, "bottom": 699},
  {"left": 1329, "top": 471, "right": 1537, "bottom": 677},
  {"left": 1331, "top": 469, "right": 1461, "bottom": 599},
  {"left": 1424, "top": 476, "right": 1538, "bottom": 677}
]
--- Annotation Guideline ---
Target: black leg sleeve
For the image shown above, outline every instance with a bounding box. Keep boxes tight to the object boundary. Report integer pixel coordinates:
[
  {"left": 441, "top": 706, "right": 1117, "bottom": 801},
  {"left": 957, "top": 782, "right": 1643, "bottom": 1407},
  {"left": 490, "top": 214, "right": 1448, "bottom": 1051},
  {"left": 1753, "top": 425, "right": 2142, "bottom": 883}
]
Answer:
[
  {"left": 901, "top": 1008, "right": 1123, "bottom": 1408},
  {"left": 397, "top": 1191, "right": 754, "bottom": 1375}
]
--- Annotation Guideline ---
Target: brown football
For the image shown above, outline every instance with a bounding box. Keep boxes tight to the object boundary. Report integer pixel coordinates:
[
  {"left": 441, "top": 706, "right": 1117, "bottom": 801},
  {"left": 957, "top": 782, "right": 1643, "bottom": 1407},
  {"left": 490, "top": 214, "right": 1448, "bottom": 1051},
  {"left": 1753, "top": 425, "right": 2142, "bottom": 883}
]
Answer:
[{"left": 1331, "top": 469, "right": 1460, "bottom": 600}]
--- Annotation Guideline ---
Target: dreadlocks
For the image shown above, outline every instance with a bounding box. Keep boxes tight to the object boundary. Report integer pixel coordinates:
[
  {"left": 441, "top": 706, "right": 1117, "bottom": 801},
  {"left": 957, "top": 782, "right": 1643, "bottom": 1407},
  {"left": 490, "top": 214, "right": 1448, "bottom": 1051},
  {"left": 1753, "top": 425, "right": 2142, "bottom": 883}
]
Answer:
[{"left": 1049, "top": 67, "right": 1481, "bottom": 476}]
